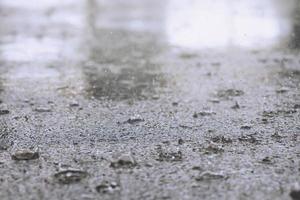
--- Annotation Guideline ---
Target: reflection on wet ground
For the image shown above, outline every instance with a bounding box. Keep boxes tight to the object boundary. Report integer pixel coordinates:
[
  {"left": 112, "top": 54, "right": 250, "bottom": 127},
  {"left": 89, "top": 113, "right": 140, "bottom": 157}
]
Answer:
[
  {"left": 0, "top": 0, "right": 300, "bottom": 102},
  {"left": 80, "top": 0, "right": 300, "bottom": 102},
  {"left": 0, "top": 78, "right": 3, "bottom": 96},
  {"left": 86, "top": 0, "right": 300, "bottom": 50},
  {"left": 83, "top": 0, "right": 167, "bottom": 101},
  {"left": 82, "top": 27, "right": 167, "bottom": 101},
  {"left": 279, "top": 68, "right": 300, "bottom": 85},
  {"left": 166, "top": 0, "right": 297, "bottom": 50},
  {"left": 84, "top": 64, "right": 166, "bottom": 101},
  {"left": 289, "top": 1, "right": 300, "bottom": 49},
  {"left": 84, "top": 55, "right": 166, "bottom": 101}
]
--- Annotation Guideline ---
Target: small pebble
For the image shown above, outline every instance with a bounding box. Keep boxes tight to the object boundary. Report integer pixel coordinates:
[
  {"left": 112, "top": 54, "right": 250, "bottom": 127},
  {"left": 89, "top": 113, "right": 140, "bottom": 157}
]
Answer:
[
  {"left": 217, "top": 89, "right": 244, "bottom": 99},
  {"left": 69, "top": 101, "right": 79, "bottom": 107},
  {"left": 157, "top": 150, "right": 183, "bottom": 162},
  {"left": 54, "top": 169, "right": 89, "bottom": 184},
  {"left": 276, "top": 87, "right": 289, "bottom": 94},
  {"left": 34, "top": 107, "right": 51, "bottom": 112},
  {"left": 110, "top": 153, "right": 137, "bottom": 168},
  {"left": 261, "top": 157, "right": 273, "bottom": 164},
  {"left": 209, "top": 99, "right": 220, "bottom": 103},
  {"left": 240, "top": 125, "right": 252, "bottom": 130},
  {"left": 12, "top": 149, "right": 39, "bottom": 160},
  {"left": 192, "top": 166, "right": 202, "bottom": 171},
  {"left": 290, "top": 190, "right": 300, "bottom": 200},
  {"left": 0, "top": 110, "right": 9, "bottom": 115},
  {"left": 172, "top": 102, "right": 178, "bottom": 106},
  {"left": 178, "top": 138, "right": 184, "bottom": 145},
  {"left": 195, "top": 171, "right": 227, "bottom": 181},
  {"left": 126, "top": 115, "right": 144, "bottom": 124},
  {"left": 294, "top": 104, "right": 300, "bottom": 109},
  {"left": 231, "top": 102, "right": 240, "bottom": 109},
  {"left": 211, "top": 136, "right": 232, "bottom": 144},
  {"left": 96, "top": 181, "right": 120, "bottom": 194},
  {"left": 70, "top": 103, "right": 79, "bottom": 107},
  {"left": 203, "top": 144, "right": 224, "bottom": 154},
  {"left": 290, "top": 183, "right": 300, "bottom": 200},
  {"left": 193, "top": 111, "right": 216, "bottom": 118},
  {"left": 238, "top": 134, "right": 259, "bottom": 144}
]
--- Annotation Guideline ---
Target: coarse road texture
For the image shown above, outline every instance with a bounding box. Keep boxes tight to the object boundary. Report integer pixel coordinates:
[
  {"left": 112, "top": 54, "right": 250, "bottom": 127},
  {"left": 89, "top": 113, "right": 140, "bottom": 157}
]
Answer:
[{"left": 0, "top": 0, "right": 299, "bottom": 200}]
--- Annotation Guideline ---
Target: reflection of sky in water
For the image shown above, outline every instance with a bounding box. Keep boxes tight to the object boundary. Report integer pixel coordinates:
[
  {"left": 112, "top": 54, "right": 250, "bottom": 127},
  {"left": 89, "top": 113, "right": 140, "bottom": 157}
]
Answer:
[
  {"left": 8, "top": 65, "right": 60, "bottom": 79},
  {"left": 0, "top": 0, "right": 298, "bottom": 64},
  {"left": 0, "top": 0, "right": 299, "bottom": 99},
  {"left": 0, "top": 0, "right": 83, "bottom": 63},
  {"left": 0, "top": 0, "right": 75, "bottom": 10},
  {"left": 166, "top": 0, "right": 293, "bottom": 49},
  {"left": 2, "top": 38, "right": 63, "bottom": 62}
]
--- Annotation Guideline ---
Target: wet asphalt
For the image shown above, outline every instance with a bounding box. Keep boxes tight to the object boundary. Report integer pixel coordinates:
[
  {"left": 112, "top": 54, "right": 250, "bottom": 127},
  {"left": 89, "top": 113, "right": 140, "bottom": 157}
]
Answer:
[{"left": 0, "top": 0, "right": 299, "bottom": 200}]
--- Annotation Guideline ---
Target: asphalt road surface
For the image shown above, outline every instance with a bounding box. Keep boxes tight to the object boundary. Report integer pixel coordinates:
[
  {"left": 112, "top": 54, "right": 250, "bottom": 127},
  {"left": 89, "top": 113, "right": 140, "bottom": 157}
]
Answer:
[{"left": 0, "top": 0, "right": 299, "bottom": 199}]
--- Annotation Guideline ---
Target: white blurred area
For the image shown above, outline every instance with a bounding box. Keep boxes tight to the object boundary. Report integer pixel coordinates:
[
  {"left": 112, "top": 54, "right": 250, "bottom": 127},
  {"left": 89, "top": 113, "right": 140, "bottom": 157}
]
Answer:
[
  {"left": 0, "top": 0, "right": 76, "bottom": 10},
  {"left": 166, "top": 0, "right": 294, "bottom": 49},
  {"left": 0, "top": 0, "right": 298, "bottom": 53}
]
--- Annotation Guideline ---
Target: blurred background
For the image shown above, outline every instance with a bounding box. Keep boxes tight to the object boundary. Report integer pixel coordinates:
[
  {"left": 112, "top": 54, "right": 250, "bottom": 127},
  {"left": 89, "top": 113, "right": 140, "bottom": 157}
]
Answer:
[
  {"left": 0, "top": 0, "right": 299, "bottom": 101},
  {"left": 1, "top": 0, "right": 300, "bottom": 53}
]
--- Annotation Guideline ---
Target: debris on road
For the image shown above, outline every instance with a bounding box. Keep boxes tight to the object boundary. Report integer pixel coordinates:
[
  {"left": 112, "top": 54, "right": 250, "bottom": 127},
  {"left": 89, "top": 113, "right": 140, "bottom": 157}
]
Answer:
[
  {"left": 11, "top": 149, "right": 39, "bottom": 160},
  {"left": 195, "top": 171, "right": 227, "bottom": 181},
  {"left": 193, "top": 111, "right": 216, "bottom": 118},
  {"left": 96, "top": 181, "right": 120, "bottom": 194},
  {"left": 216, "top": 89, "right": 244, "bottom": 100},
  {"left": 156, "top": 147, "right": 183, "bottom": 162},
  {"left": 110, "top": 153, "right": 137, "bottom": 168},
  {"left": 0, "top": 110, "right": 9, "bottom": 115},
  {"left": 54, "top": 169, "right": 89, "bottom": 184},
  {"left": 125, "top": 115, "right": 144, "bottom": 124},
  {"left": 34, "top": 107, "right": 52, "bottom": 112}
]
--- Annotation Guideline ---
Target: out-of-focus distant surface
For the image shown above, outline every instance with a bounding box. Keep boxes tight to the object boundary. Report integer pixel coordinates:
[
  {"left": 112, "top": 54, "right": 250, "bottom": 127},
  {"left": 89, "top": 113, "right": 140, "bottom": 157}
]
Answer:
[{"left": 1, "top": 0, "right": 300, "bottom": 57}]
